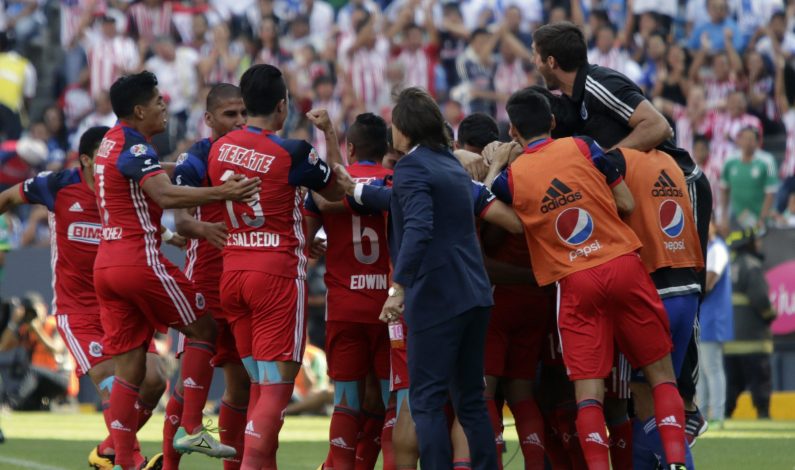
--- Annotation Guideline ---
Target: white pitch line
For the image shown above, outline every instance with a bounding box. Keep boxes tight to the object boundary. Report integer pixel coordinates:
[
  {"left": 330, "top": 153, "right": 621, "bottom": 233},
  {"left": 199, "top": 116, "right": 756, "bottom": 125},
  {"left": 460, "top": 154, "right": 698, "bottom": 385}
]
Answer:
[{"left": 0, "top": 455, "right": 69, "bottom": 470}]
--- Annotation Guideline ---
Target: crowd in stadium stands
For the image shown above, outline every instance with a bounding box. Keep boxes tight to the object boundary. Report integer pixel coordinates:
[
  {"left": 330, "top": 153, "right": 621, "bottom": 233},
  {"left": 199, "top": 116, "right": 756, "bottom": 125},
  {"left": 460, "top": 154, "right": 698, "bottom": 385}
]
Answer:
[{"left": 0, "top": 0, "right": 782, "bottom": 419}]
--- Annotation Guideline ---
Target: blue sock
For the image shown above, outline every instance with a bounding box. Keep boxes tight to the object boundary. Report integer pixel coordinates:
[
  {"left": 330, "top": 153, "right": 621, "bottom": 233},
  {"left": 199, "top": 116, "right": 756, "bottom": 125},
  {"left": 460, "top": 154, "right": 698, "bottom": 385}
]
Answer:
[
  {"left": 632, "top": 418, "right": 661, "bottom": 470},
  {"left": 643, "top": 417, "right": 695, "bottom": 469}
]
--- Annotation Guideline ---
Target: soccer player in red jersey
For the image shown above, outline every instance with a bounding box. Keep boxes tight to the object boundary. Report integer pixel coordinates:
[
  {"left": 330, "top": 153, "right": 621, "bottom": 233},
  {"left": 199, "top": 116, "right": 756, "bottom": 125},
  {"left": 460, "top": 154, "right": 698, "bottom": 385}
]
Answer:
[
  {"left": 304, "top": 113, "right": 392, "bottom": 470},
  {"left": 488, "top": 89, "right": 688, "bottom": 470},
  {"left": 0, "top": 127, "right": 169, "bottom": 470},
  {"left": 94, "top": 71, "right": 259, "bottom": 470},
  {"left": 207, "top": 64, "right": 345, "bottom": 470},
  {"left": 164, "top": 83, "right": 251, "bottom": 470}
]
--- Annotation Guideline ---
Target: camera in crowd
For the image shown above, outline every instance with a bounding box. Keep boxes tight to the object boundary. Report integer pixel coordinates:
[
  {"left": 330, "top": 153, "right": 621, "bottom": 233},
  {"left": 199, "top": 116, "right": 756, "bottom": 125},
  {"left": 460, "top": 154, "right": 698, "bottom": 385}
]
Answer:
[{"left": 0, "top": 295, "right": 42, "bottom": 333}]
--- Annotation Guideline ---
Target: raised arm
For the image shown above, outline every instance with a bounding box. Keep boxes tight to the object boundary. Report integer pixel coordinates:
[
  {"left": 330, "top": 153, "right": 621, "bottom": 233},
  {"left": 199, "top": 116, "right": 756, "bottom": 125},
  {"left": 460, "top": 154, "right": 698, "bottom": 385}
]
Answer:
[{"left": 0, "top": 184, "right": 25, "bottom": 215}]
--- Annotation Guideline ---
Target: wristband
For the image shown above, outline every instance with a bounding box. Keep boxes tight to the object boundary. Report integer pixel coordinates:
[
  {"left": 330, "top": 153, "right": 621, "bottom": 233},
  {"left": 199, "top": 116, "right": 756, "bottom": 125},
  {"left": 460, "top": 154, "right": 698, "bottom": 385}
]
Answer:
[
  {"left": 354, "top": 183, "right": 365, "bottom": 205},
  {"left": 162, "top": 228, "right": 175, "bottom": 242}
]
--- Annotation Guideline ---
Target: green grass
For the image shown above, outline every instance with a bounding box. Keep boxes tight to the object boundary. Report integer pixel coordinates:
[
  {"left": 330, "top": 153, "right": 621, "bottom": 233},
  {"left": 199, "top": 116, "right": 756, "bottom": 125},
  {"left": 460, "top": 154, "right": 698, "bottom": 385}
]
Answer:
[{"left": 0, "top": 412, "right": 794, "bottom": 469}]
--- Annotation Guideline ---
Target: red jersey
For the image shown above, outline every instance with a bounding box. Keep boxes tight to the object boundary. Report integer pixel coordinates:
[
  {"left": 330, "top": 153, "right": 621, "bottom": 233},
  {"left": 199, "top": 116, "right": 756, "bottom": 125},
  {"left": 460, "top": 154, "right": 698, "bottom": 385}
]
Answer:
[
  {"left": 207, "top": 125, "right": 333, "bottom": 279},
  {"left": 305, "top": 161, "right": 392, "bottom": 324},
  {"left": 20, "top": 168, "right": 101, "bottom": 315},
  {"left": 172, "top": 138, "right": 223, "bottom": 289},
  {"left": 94, "top": 123, "right": 167, "bottom": 269}
]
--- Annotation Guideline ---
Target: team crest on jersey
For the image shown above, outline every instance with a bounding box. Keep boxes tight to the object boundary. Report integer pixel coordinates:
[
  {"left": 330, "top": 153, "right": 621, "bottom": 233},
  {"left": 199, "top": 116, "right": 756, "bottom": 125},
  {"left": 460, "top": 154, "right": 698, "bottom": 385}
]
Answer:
[
  {"left": 176, "top": 153, "right": 189, "bottom": 165},
  {"left": 580, "top": 102, "right": 588, "bottom": 120},
  {"left": 555, "top": 207, "right": 594, "bottom": 245},
  {"left": 659, "top": 200, "right": 685, "bottom": 238},
  {"left": 308, "top": 148, "right": 320, "bottom": 165},
  {"left": 88, "top": 341, "right": 103, "bottom": 358},
  {"left": 195, "top": 293, "right": 206, "bottom": 310},
  {"left": 130, "top": 144, "right": 148, "bottom": 157}
]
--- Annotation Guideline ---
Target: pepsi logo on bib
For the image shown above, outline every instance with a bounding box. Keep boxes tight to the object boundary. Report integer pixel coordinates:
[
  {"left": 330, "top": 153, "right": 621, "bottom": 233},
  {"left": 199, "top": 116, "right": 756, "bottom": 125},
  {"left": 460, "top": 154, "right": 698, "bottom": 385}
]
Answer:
[
  {"left": 659, "top": 200, "right": 685, "bottom": 238},
  {"left": 555, "top": 208, "right": 594, "bottom": 245}
]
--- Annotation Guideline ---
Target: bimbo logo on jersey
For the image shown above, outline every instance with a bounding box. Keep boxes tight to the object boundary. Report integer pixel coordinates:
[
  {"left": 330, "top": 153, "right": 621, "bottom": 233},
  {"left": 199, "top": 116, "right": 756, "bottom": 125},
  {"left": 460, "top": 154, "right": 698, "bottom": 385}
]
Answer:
[
  {"left": 555, "top": 207, "right": 594, "bottom": 245},
  {"left": 67, "top": 222, "right": 102, "bottom": 245},
  {"left": 540, "top": 179, "right": 582, "bottom": 213},
  {"left": 652, "top": 170, "right": 684, "bottom": 197},
  {"left": 659, "top": 200, "right": 685, "bottom": 238}
]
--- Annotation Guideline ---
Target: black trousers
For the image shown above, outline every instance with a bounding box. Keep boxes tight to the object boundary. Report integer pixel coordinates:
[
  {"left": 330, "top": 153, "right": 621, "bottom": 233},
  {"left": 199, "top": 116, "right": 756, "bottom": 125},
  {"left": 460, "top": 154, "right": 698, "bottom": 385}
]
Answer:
[
  {"left": 725, "top": 353, "right": 772, "bottom": 419},
  {"left": 408, "top": 307, "right": 497, "bottom": 470}
]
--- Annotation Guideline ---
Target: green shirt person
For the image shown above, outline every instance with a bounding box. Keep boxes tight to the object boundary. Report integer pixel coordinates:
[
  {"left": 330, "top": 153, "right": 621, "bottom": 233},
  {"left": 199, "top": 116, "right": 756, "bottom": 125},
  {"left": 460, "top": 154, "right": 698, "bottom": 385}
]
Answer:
[{"left": 720, "top": 126, "right": 778, "bottom": 231}]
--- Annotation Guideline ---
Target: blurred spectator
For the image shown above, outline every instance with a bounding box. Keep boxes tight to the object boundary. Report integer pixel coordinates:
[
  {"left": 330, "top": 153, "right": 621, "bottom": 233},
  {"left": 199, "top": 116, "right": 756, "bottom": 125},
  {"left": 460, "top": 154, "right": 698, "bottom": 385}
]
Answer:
[
  {"left": 493, "top": 37, "right": 532, "bottom": 127},
  {"left": 755, "top": 11, "right": 795, "bottom": 62},
  {"left": 632, "top": 0, "right": 677, "bottom": 34},
  {"left": 438, "top": 2, "right": 469, "bottom": 91},
  {"left": 453, "top": 27, "right": 499, "bottom": 115},
  {"left": 285, "top": 342, "right": 332, "bottom": 416},
  {"left": 186, "top": 11, "right": 211, "bottom": 51},
  {"left": 720, "top": 126, "right": 778, "bottom": 231},
  {"left": 688, "top": 0, "right": 745, "bottom": 53},
  {"left": 656, "top": 87, "right": 711, "bottom": 155},
  {"left": 744, "top": 50, "right": 780, "bottom": 135},
  {"left": 732, "top": 0, "right": 783, "bottom": 50},
  {"left": 71, "top": 91, "right": 115, "bottom": 152},
  {"left": 337, "top": 0, "right": 380, "bottom": 38},
  {"left": 311, "top": 76, "right": 343, "bottom": 158},
  {"left": 145, "top": 36, "right": 199, "bottom": 143},
  {"left": 340, "top": 10, "right": 389, "bottom": 114},
  {"left": 172, "top": 0, "right": 213, "bottom": 45},
  {"left": 706, "top": 91, "right": 763, "bottom": 184},
  {"left": 442, "top": 99, "right": 464, "bottom": 139},
  {"left": 281, "top": 15, "right": 317, "bottom": 55},
  {"left": 198, "top": 22, "right": 243, "bottom": 85},
  {"left": 0, "top": 136, "right": 47, "bottom": 191},
  {"left": 697, "top": 223, "right": 733, "bottom": 428},
  {"left": 127, "top": 0, "right": 174, "bottom": 55},
  {"left": 388, "top": 1, "right": 439, "bottom": 96},
  {"left": 254, "top": 17, "right": 289, "bottom": 68},
  {"left": 4, "top": 0, "right": 46, "bottom": 51},
  {"left": 690, "top": 49, "right": 742, "bottom": 111},
  {"left": 640, "top": 32, "right": 668, "bottom": 95},
  {"left": 82, "top": 15, "right": 140, "bottom": 99},
  {"left": 0, "top": 32, "right": 37, "bottom": 140},
  {"left": 300, "top": 0, "right": 334, "bottom": 45},
  {"left": 725, "top": 228, "right": 776, "bottom": 419},
  {"left": 692, "top": 134, "right": 711, "bottom": 170},
  {"left": 588, "top": 24, "right": 642, "bottom": 83},
  {"left": 41, "top": 106, "right": 68, "bottom": 170}
]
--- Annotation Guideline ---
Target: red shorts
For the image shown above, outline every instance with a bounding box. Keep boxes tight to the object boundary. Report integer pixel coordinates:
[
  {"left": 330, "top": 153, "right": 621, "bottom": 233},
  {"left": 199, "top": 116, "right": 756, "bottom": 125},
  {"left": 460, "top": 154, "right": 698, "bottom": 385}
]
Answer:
[
  {"left": 557, "top": 254, "right": 672, "bottom": 380},
  {"left": 325, "top": 321, "right": 390, "bottom": 381},
  {"left": 221, "top": 270, "right": 307, "bottom": 363},
  {"left": 485, "top": 286, "right": 551, "bottom": 379},
  {"left": 175, "top": 316, "right": 240, "bottom": 367},
  {"left": 95, "top": 264, "right": 205, "bottom": 356},
  {"left": 542, "top": 305, "right": 564, "bottom": 367},
  {"left": 57, "top": 313, "right": 157, "bottom": 377},
  {"left": 605, "top": 351, "right": 631, "bottom": 400}
]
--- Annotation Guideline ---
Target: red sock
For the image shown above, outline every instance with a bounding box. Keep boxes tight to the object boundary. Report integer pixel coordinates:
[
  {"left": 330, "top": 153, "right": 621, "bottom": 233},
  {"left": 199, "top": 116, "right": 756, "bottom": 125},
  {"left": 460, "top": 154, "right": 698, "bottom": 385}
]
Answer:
[
  {"left": 453, "top": 459, "right": 472, "bottom": 469},
  {"left": 575, "top": 400, "right": 610, "bottom": 470},
  {"left": 162, "top": 390, "right": 184, "bottom": 470},
  {"left": 110, "top": 378, "right": 140, "bottom": 470},
  {"left": 510, "top": 399, "right": 545, "bottom": 470},
  {"left": 220, "top": 400, "right": 248, "bottom": 470},
  {"left": 248, "top": 381, "right": 261, "bottom": 420},
  {"left": 328, "top": 405, "right": 360, "bottom": 470},
  {"left": 486, "top": 397, "right": 505, "bottom": 469},
  {"left": 355, "top": 412, "right": 383, "bottom": 470},
  {"left": 543, "top": 414, "right": 570, "bottom": 470},
  {"left": 136, "top": 398, "right": 156, "bottom": 430},
  {"left": 242, "top": 382, "right": 293, "bottom": 470},
  {"left": 380, "top": 407, "right": 396, "bottom": 470},
  {"left": 323, "top": 450, "right": 334, "bottom": 469},
  {"left": 180, "top": 340, "right": 216, "bottom": 433},
  {"left": 555, "top": 403, "right": 588, "bottom": 470},
  {"left": 100, "top": 400, "right": 114, "bottom": 454},
  {"left": 652, "top": 382, "right": 686, "bottom": 465},
  {"left": 607, "top": 418, "right": 633, "bottom": 470}
]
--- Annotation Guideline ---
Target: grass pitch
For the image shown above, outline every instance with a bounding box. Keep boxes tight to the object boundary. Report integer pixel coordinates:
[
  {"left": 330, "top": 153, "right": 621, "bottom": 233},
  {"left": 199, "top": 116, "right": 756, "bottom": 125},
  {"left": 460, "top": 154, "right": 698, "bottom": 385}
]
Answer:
[{"left": 0, "top": 412, "right": 793, "bottom": 469}]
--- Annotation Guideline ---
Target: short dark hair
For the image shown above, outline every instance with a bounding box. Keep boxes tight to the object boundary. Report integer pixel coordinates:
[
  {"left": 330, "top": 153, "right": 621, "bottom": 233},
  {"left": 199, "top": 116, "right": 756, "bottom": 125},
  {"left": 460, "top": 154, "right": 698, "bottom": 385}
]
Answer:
[
  {"left": 527, "top": 85, "right": 578, "bottom": 138},
  {"left": 206, "top": 83, "right": 242, "bottom": 112},
  {"left": 532, "top": 22, "right": 588, "bottom": 72},
  {"left": 347, "top": 113, "right": 388, "bottom": 162},
  {"left": 391, "top": 87, "right": 448, "bottom": 151},
  {"left": 457, "top": 113, "right": 499, "bottom": 150},
  {"left": 693, "top": 133, "right": 710, "bottom": 147},
  {"left": 239, "top": 64, "right": 287, "bottom": 117},
  {"left": 312, "top": 75, "right": 334, "bottom": 89},
  {"left": 470, "top": 27, "right": 491, "bottom": 42},
  {"left": 506, "top": 88, "right": 553, "bottom": 139},
  {"left": 78, "top": 126, "right": 111, "bottom": 168},
  {"left": 109, "top": 71, "right": 159, "bottom": 118},
  {"left": 738, "top": 125, "right": 760, "bottom": 140}
]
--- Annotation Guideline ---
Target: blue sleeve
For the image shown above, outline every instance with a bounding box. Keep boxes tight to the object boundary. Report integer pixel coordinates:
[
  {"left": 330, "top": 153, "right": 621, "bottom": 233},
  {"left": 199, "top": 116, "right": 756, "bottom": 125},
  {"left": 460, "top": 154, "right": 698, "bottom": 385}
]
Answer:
[
  {"left": 576, "top": 136, "right": 622, "bottom": 187},
  {"left": 280, "top": 139, "right": 333, "bottom": 190},
  {"left": 21, "top": 169, "right": 76, "bottom": 211},
  {"left": 491, "top": 167, "right": 513, "bottom": 205},
  {"left": 304, "top": 191, "right": 321, "bottom": 215},
  {"left": 392, "top": 157, "right": 434, "bottom": 288},
  {"left": 346, "top": 177, "right": 392, "bottom": 215},
  {"left": 603, "top": 149, "right": 627, "bottom": 178},
  {"left": 471, "top": 180, "right": 497, "bottom": 217},
  {"left": 117, "top": 142, "right": 164, "bottom": 184},
  {"left": 173, "top": 152, "right": 207, "bottom": 187}
]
